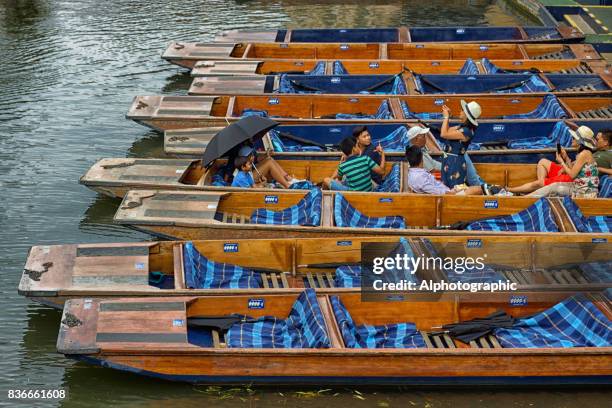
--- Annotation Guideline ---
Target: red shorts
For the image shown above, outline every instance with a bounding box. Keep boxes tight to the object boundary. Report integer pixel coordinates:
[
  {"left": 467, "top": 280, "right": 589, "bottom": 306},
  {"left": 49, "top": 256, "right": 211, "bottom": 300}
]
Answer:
[{"left": 544, "top": 162, "right": 572, "bottom": 185}]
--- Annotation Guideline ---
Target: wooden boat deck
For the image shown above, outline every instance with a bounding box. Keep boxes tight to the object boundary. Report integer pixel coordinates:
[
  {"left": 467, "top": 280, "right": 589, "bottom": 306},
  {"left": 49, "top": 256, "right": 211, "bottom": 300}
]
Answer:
[
  {"left": 56, "top": 292, "right": 612, "bottom": 384},
  {"left": 112, "top": 189, "right": 611, "bottom": 241},
  {"left": 125, "top": 95, "right": 612, "bottom": 131}
]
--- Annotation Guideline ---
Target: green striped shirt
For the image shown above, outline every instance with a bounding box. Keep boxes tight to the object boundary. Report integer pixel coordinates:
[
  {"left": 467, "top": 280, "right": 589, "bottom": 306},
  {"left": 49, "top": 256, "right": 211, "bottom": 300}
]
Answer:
[{"left": 337, "top": 155, "right": 377, "bottom": 191}]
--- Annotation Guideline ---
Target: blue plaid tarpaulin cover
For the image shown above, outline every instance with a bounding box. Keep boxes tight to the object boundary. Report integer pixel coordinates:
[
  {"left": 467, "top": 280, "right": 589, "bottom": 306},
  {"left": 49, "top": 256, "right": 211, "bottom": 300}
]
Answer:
[
  {"left": 227, "top": 289, "right": 331, "bottom": 348},
  {"left": 288, "top": 180, "right": 317, "bottom": 190},
  {"left": 333, "top": 61, "right": 350, "bottom": 75},
  {"left": 400, "top": 100, "right": 443, "bottom": 120},
  {"left": 459, "top": 58, "right": 479, "bottom": 75},
  {"left": 562, "top": 197, "right": 611, "bottom": 233},
  {"left": 182, "top": 242, "right": 262, "bottom": 289},
  {"left": 334, "top": 193, "right": 406, "bottom": 229},
  {"left": 494, "top": 295, "right": 612, "bottom": 348},
  {"left": 418, "top": 238, "right": 506, "bottom": 283},
  {"left": 211, "top": 172, "right": 229, "bottom": 187},
  {"left": 373, "top": 128, "right": 409, "bottom": 153},
  {"left": 503, "top": 94, "right": 567, "bottom": 120},
  {"left": 579, "top": 261, "right": 612, "bottom": 283},
  {"left": 251, "top": 188, "right": 322, "bottom": 226},
  {"left": 496, "top": 75, "right": 551, "bottom": 94},
  {"left": 240, "top": 109, "right": 269, "bottom": 118},
  {"left": 335, "top": 99, "right": 393, "bottom": 120},
  {"left": 598, "top": 176, "right": 611, "bottom": 198},
  {"left": 466, "top": 198, "right": 559, "bottom": 232},
  {"left": 507, "top": 120, "right": 573, "bottom": 149},
  {"left": 481, "top": 58, "right": 503, "bottom": 74},
  {"left": 268, "top": 129, "right": 324, "bottom": 152},
  {"left": 334, "top": 237, "right": 420, "bottom": 288},
  {"left": 330, "top": 296, "right": 425, "bottom": 348},
  {"left": 307, "top": 61, "right": 326, "bottom": 76},
  {"left": 375, "top": 163, "right": 401, "bottom": 193},
  {"left": 391, "top": 75, "right": 407, "bottom": 95}
]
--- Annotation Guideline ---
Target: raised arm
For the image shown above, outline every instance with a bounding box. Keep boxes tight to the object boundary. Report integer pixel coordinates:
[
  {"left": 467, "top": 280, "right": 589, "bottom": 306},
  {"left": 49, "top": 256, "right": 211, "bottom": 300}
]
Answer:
[{"left": 440, "top": 105, "right": 469, "bottom": 141}]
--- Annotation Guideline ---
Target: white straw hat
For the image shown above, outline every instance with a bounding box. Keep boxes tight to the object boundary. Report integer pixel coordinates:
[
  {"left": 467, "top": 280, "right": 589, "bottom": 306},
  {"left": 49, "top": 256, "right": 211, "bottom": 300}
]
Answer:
[
  {"left": 460, "top": 100, "right": 481, "bottom": 126},
  {"left": 407, "top": 126, "right": 430, "bottom": 141}
]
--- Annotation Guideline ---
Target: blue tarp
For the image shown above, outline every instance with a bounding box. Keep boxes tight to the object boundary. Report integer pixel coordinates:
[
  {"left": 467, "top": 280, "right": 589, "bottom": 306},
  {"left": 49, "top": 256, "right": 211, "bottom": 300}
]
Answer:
[
  {"left": 466, "top": 198, "right": 559, "bottom": 232},
  {"left": 507, "top": 121, "right": 573, "bottom": 149},
  {"left": 330, "top": 295, "right": 425, "bottom": 348},
  {"left": 277, "top": 74, "right": 407, "bottom": 94},
  {"left": 334, "top": 193, "right": 406, "bottom": 229},
  {"left": 182, "top": 242, "right": 262, "bottom": 289},
  {"left": 414, "top": 74, "right": 551, "bottom": 94},
  {"left": 502, "top": 94, "right": 567, "bottom": 120},
  {"left": 250, "top": 188, "right": 322, "bottom": 226},
  {"left": 227, "top": 289, "right": 331, "bottom": 348},
  {"left": 562, "top": 197, "right": 611, "bottom": 233},
  {"left": 494, "top": 295, "right": 611, "bottom": 348}
]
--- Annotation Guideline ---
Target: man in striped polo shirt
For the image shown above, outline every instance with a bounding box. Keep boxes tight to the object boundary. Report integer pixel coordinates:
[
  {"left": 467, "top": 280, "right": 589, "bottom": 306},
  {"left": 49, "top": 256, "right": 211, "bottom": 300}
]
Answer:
[{"left": 323, "top": 137, "right": 385, "bottom": 191}]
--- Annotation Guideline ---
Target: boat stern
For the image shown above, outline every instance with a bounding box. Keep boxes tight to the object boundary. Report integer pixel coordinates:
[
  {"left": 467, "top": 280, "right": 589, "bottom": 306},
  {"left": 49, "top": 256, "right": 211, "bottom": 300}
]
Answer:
[{"left": 162, "top": 42, "right": 239, "bottom": 69}]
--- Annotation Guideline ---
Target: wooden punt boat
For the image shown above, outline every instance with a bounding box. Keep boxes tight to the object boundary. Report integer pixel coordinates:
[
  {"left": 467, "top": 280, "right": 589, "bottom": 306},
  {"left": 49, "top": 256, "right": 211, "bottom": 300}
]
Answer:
[
  {"left": 213, "top": 26, "right": 584, "bottom": 44},
  {"left": 57, "top": 291, "right": 611, "bottom": 385},
  {"left": 160, "top": 121, "right": 612, "bottom": 164},
  {"left": 80, "top": 157, "right": 611, "bottom": 200},
  {"left": 191, "top": 58, "right": 610, "bottom": 77},
  {"left": 163, "top": 42, "right": 602, "bottom": 69},
  {"left": 126, "top": 95, "right": 612, "bottom": 132},
  {"left": 21, "top": 236, "right": 611, "bottom": 309},
  {"left": 112, "top": 189, "right": 611, "bottom": 240},
  {"left": 187, "top": 72, "right": 612, "bottom": 97}
]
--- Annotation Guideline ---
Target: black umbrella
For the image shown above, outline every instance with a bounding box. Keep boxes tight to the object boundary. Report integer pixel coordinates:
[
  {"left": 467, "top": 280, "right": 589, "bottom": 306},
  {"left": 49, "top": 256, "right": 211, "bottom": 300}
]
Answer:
[
  {"left": 433, "top": 310, "right": 515, "bottom": 343},
  {"left": 202, "top": 116, "right": 279, "bottom": 167}
]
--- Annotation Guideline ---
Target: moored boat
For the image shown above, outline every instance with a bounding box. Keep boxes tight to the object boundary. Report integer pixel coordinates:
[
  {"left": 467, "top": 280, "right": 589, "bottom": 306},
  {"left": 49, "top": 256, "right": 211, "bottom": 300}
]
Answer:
[
  {"left": 21, "top": 236, "right": 611, "bottom": 309},
  {"left": 57, "top": 290, "right": 612, "bottom": 384},
  {"left": 126, "top": 94, "right": 612, "bottom": 132},
  {"left": 186, "top": 72, "right": 612, "bottom": 97},
  {"left": 163, "top": 42, "right": 602, "bottom": 70},
  {"left": 112, "top": 189, "right": 612, "bottom": 240},
  {"left": 190, "top": 58, "right": 609, "bottom": 77},
  {"left": 213, "top": 26, "right": 583, "bottom": 44}
]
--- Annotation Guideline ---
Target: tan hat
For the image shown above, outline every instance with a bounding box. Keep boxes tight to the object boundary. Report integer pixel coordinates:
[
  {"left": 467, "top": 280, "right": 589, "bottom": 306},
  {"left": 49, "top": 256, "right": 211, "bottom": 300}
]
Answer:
[
  {"left": 569, "top": 125, "right": 596, "bottom": 149},
  {"left": 460, "top": 100, "right": 481, "bottom": 126}
]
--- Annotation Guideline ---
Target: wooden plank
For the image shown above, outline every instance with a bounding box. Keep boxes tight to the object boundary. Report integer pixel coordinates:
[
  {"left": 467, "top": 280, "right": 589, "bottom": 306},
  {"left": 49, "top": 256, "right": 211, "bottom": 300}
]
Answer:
[
  {"left": 325, "top": 272, "right": 335, "bottom": 288},
  {"left": 173, "top": 244, "right": 186, "bottom": 290},
  {"left": 280, "top": 272, "right": 289, "bottom": 289},
  {"left": 306, "top": 272, "right": 317, "bottom": 288},
  {"left": 316, "top": 273, "right": 326, "bottom": 288},
  {"left": 271, "top": 273, "right": 280, "bottom": 289}
]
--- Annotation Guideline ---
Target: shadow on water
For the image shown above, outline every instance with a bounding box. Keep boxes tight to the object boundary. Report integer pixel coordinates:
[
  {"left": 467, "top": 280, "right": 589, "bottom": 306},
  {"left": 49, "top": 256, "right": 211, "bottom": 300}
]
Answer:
[
  {"left": 126, "top": 130, "right": 168, "bottom": 158},
  {"left": 161, "top": 72, "right": 193, "bottom": 95}
]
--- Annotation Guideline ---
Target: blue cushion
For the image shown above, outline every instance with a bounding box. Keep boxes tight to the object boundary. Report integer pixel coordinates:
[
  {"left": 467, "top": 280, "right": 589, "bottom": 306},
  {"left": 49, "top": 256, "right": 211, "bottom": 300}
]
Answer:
[
  {"left": 375, "top": 163, "right": 401, "bottom": 193},
  {"left": 307, "top": 61, "right": 326, "bottom": 76},
  {"left": 240, "top": 109, "right": 269, "bottom": 118},
  {"left": 466, "top": 198, "right": 559, "bottom": 232},
  {"left": 268, "top": 129, "right": 324, "bottom": 153},
  {"left": 508, "top": 121, "right": 572, "bottom": 149},
  {"left": 251, "top": 188, "right": 322, "bottom": 226},
  {"left": 330, "top": 296, "right": 425, "bottom": 348},
  {"left": 334, "top": 193, "right": 406, "bottom": 229},
  {"left": 373, "top": 128, "right": 409, "bottom": 153},
  {"left": 334, "top": 237, "right": 419, "bottom": 288},
  {"left": 400, "top": 100, "right": 443, "bottom": 120},
  {"left": 494, "top": 295, "right": 612, "bottom": 348},
  {"left": 598, "top": 176, "right": 611, "bottom": 198},
  {"left": 459, "top": 58, "right": 479, "bottom": 75},
  {"left": 562, "top": 197, "right": 611, "bottom": 233},
  {"left": 335, "top": 99, "right": 393, "bottom": 120},
  {"left": 503, "top": 94, "right": 567, "bottom": 120},
  {"left": 182, "top": 242, "right": 262, "bottom": 289},
  {"left": 496, "top": 75, "right": 551, "bottom": 94},
  {"left": 332, "top": 61, "right": 349, "bottom": 75},
  {"left": 227, "top": 289, "right": 331, "bottom": 348}
]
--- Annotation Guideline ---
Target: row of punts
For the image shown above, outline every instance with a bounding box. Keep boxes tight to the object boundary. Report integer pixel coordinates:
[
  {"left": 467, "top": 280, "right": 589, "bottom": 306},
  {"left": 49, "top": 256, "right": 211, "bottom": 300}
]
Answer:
[
  {"left": 127, "top": 95, "right": 612, "bottom": 132},
  {"left": 163, "top": 42, "right": 603, "bottom": 69},
  {"left": 23, "top": 23, "right": 612, "bottom": 386}
]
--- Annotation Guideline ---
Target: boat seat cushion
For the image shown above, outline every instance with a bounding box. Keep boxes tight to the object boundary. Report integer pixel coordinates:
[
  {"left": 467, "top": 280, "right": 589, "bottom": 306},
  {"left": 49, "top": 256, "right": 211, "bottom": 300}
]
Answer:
[
  {"left": 373, "top": 128, "right": 409, "bottom": 153},
  {"left": 562, "top": 197, "right": 611, "bottom": 233},
  {"left": 227, "top": 289, "right": 331, "bottom": 348},
  {"left": 458, "top": 58, "right": 479, "bottom": 76},
  {"left": 250, "top": 188, "right": 322, "bottom": 226},
  {"left": 334, "top": 237, "right": 419, "bottom": 288},
  {"left": 400, "top": 101, "right": 443, "bottom": 120},
  {"left": 335, "top": 99, "right": 393, "bottom": 120},
  {"left": 466, "top": 198, "right": 559, "bottom": 232},
  {"left": 330, "top": 296, "right": 425, "bottom": 348},
  {"left": 333, "top": 61, "right": 349, "bottom": 75},
  {"left": 494, "top": 295, "right": 612, "bottom": 348},
  {"left": 334, "top": 193, "right": 406, "bottom": 229},
  {"left": 502, "top": 94, "right": 567, "bottom": 120},
  {"left": 240, "top": 109, "right": 269, "bottom": 118},
  {"left": 598, "top": 175, "right": 611, "bottom": 198},
  {"left": 374, "top": 163, "right": 401, "bottom": 193},
  {"left": 418, "top": 238, "right": 506, "bottom": 283},
  {"left": 183, "top": 242, "right": 262, "bottom": 289},
  {"left": 507, "top": 120, "right": 572, "bottom": 149}
]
